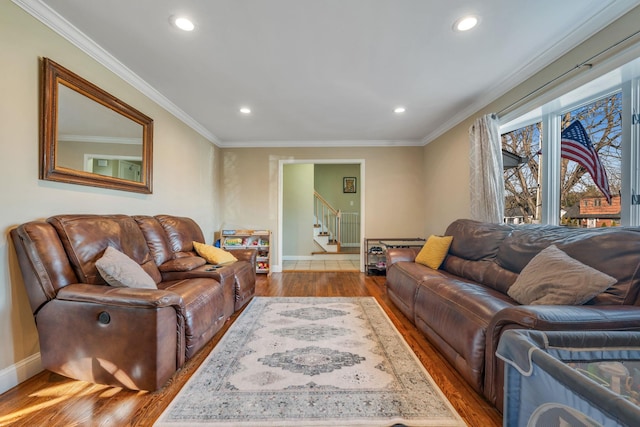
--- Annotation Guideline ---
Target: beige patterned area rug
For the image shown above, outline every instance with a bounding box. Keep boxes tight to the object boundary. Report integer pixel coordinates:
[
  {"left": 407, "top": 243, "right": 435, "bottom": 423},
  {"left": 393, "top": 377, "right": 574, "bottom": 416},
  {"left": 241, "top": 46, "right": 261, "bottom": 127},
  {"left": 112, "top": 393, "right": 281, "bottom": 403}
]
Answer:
[{"left": 154, "top": 297, "right": 465, "bottom": 427}]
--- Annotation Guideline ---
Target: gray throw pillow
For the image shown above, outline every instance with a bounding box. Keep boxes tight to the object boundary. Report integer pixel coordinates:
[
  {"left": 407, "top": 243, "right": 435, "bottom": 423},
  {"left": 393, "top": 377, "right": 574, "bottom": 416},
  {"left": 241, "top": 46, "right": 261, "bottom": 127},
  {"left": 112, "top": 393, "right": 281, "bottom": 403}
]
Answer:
[
  {"left": 95, "top": 246, "right": 157, "bottom": 289},
  {"left": 507, "top": 245, "right": 617, "bottom": 305}
]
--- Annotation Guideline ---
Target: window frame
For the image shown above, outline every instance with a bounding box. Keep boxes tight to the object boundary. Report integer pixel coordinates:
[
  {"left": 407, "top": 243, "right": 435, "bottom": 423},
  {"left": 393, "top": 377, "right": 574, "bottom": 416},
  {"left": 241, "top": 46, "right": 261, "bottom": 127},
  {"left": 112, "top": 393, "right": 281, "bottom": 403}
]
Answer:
[{"left": 500, "top": 61, "right": 640, "bottom": 227}]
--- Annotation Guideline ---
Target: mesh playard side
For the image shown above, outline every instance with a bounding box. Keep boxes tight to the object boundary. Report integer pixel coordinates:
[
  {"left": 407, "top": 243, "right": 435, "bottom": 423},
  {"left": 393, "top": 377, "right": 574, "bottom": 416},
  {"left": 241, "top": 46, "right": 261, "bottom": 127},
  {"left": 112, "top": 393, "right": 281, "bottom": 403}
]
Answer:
[{"left": 497, "top": 330, "right": 640, "bottom": 427}]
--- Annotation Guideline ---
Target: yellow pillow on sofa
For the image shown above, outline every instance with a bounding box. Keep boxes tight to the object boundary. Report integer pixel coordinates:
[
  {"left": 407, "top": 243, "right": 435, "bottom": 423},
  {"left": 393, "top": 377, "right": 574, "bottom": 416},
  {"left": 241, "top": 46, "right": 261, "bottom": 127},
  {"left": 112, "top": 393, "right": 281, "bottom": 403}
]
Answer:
[
  {"left": 415, "top": 235, "right": 453, "bottom": 270},
  {"left": 193, "top": 241, "right": 238, "bottom": 265}
]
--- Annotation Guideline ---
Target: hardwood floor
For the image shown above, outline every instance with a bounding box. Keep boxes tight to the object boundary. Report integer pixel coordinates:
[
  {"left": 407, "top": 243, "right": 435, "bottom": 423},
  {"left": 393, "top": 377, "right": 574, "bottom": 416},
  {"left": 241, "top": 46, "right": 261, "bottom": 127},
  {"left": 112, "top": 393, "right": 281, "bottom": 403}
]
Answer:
[{"left": 0, "top": 272, "right": 502, "bottom": 426}]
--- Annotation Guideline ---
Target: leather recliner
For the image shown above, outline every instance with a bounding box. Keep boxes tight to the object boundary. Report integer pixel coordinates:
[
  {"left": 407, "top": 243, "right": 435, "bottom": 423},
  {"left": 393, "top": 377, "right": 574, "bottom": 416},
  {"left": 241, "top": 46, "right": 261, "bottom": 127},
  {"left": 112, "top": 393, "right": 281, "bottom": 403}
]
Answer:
[{"left": 10, "top": 214, "right": 257, "bottom": 391}]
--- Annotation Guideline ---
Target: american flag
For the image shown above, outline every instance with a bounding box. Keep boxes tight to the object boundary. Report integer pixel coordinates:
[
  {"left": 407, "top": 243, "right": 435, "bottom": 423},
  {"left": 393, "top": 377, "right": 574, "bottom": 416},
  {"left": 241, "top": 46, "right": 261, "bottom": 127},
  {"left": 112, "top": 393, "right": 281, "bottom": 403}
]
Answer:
[{"left": 561, "top": 120, "right": 611, "bottom": 204}]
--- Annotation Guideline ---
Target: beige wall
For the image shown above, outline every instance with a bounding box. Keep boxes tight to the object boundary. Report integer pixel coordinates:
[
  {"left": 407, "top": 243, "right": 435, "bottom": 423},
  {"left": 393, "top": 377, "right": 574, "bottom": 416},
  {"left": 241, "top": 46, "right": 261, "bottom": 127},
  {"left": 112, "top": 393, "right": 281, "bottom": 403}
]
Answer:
[
  {"left": 221, "top": 146, "right": 426, "bottom": 267},
  {"left": 423, "top": 4, "right": 640, "bottom": 236},
  {"left": 0, "top": 2, "right": 221, "bottom": 391}
]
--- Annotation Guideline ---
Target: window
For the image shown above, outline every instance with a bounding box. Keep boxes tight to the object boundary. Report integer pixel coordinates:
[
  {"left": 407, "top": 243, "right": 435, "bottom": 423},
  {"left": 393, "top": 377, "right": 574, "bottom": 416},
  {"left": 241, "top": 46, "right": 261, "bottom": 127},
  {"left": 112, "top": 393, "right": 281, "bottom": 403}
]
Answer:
[{"left": 501, "top": 55, "right": 640, "bottom": 227}]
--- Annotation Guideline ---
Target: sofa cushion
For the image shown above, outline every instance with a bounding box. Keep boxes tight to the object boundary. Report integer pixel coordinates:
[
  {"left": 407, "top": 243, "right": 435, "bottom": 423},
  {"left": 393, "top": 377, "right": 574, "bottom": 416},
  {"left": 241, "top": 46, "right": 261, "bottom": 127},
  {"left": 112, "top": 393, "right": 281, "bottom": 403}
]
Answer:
[
  {"left": 507, "top": 245, "right": 617, "bottom": 305},
  {"left": 445, "top": 219, "right": 514, "bottom": 261},
  {"left": 158, "top": 257, "right": 207, "bottom": 272},
  {"left": 414, "top": 276, "right": 515, "bottom": 393},
  {"left": 415, "top": 235, "right": 453, "bottom": 269},
  {"left": 442, "top": 256, "right": 518, "bottom": 294},
  {"left": 193, "top": 241, "right": 238, "bottom": 265},
  {"left": 134, "top": 215, "right": 175, "bottom": 266},
  {"left": 156, "top": 215, "right": 205, "bottom": 256},
  {"left": 158, "top": 278, "right": 228, "bottom": 360},
  {"left": 48, "top": 214, "right": 162, "bottom": 285},
  {"left": 96, "top": 246, "right": 157, "bottom": 289},
  {"left": 497, "top": 227, "right": 640, "bottom": 305},
  {"left": 386, "top": 261, "right": 448, "bottom": 321}
]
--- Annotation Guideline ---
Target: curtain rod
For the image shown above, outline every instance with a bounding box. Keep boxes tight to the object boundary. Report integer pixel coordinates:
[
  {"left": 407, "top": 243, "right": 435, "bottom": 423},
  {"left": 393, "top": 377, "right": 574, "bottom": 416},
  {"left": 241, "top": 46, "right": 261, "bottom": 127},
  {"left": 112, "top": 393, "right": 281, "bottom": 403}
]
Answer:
[{"left": 496, "top": 28, "right": 640, "bottom": 118}]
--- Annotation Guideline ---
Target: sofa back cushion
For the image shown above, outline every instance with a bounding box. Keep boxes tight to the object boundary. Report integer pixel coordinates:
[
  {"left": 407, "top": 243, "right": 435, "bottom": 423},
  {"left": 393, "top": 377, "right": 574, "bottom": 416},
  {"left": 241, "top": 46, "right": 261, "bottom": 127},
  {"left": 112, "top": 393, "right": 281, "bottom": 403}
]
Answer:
[
  {"left": 442, "top": 219, "right": 517, "bottom": 292},
  {"left": 445, "top": 219, "right": 514, "bottom": 261},
  {"left": 497, "top": 226, "right": 640, "bottom": 305},
  {"left": 48, "top": 215, "right": 161, "bottom": 285},
  {"left": 442, "top": 256, "right": 518, "bottom": 295},
  {"left": 155, "top": 215, "right": 205, "bottom": 257},
  {"left": 134, "top": 215, "right": 175, "bottom": 266}
]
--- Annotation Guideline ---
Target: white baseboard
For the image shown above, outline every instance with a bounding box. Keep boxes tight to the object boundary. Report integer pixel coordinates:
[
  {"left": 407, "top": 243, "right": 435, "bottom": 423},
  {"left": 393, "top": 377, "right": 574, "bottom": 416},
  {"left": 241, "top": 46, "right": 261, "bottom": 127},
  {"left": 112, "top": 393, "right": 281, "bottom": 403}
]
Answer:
[{"left": 0, "top": 353, "right": 42, "bottom": 394}]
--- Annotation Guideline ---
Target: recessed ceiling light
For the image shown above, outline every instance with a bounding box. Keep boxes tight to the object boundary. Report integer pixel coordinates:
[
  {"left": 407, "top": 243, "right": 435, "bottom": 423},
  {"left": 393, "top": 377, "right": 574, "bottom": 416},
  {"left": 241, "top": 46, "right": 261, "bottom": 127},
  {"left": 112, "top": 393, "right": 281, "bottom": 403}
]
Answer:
[
  {"left": 394, "top": 107, "right": 406, "bottom": 114},
  {"left": 171, "top": 16, "right": 195, "bottom": 31},
  {"left": 453, "top": 15, "right": 478, "bottom": 32},
  {"left": 239, "top": 107, "right": 251, "bottom": 114}
]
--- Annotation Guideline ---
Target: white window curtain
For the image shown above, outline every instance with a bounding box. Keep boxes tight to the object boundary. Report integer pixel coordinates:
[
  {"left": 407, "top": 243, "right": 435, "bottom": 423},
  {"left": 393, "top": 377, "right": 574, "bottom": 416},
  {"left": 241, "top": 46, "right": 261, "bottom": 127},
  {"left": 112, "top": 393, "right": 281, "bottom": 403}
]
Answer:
[{"left": 469, "top": 114, "right": 504, "bottom": 223}]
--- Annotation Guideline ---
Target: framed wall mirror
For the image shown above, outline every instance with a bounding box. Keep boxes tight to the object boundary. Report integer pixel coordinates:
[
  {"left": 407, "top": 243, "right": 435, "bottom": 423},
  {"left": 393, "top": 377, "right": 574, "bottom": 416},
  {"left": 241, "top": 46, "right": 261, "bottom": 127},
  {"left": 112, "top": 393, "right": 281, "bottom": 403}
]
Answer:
[{"left": 41, "top": 57, "right": 153, "bottom": 193}]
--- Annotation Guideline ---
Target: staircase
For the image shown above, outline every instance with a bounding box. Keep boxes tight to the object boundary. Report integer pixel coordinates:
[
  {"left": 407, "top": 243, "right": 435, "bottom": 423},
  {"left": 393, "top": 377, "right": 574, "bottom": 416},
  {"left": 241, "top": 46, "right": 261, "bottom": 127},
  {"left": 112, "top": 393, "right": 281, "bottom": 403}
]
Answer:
[
  {"left": 313, "top": 191, "right": 360, "bottom": 253},
  {"left": 313, "top": 224, "right": 339, "bottom": 252},
  {"left": 313, "top": 191, "right": 340, "bottom": 252}
]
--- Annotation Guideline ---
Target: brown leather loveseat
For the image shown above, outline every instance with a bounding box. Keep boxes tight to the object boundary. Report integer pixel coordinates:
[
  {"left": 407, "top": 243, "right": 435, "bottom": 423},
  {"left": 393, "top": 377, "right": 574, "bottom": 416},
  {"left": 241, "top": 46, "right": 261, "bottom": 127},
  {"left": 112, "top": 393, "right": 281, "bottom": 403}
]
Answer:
[
  {"left": 385, "top": 219, "right": 640, "bottom": 411},
  {"left": 10, "top": 214, "right": 256, "bottom": 391}
]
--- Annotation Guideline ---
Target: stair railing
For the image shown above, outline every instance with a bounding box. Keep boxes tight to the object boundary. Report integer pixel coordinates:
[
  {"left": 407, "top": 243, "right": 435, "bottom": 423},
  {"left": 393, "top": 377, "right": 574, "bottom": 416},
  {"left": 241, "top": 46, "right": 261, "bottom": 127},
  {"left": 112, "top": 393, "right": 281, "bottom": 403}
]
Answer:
[
  {"left": 313, "top": 191, "right": 341, "bottom": 249},
  {"left": 339, "top": 211, "right": 360, "bottom": 247}
]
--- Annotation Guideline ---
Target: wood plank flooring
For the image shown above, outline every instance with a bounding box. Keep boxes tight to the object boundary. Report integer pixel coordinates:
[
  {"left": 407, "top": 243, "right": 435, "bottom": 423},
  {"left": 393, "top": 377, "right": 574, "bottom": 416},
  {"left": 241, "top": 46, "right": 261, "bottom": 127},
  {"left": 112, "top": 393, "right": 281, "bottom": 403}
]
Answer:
[{"left": 0, "top": 272, "right": 502, "bottom": 426}]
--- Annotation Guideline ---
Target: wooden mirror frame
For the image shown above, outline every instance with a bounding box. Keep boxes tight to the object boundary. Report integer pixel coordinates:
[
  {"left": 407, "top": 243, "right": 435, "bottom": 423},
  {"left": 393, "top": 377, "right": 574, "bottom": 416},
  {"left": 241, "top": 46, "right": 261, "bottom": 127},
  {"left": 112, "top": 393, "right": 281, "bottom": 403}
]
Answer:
[{"left": 41, "top": 58, "right": 153, "bottom": 194}]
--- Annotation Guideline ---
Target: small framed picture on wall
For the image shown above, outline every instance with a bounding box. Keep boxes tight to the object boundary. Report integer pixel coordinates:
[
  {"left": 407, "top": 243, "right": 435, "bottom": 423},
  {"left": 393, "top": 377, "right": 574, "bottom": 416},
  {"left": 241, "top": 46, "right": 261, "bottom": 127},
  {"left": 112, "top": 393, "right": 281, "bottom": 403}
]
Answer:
[{"left": 343, "top": 177, "right": 357, "bottom": 193}]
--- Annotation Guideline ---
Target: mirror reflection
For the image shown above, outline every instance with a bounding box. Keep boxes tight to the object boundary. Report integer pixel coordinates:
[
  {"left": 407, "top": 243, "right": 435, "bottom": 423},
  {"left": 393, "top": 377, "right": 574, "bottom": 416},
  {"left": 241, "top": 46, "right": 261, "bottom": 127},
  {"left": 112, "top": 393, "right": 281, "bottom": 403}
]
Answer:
[
  {"left": 41, "top": 57, "right": 153, "bottom": 193},
  {"left": 57, "top": 85, "right": 144, "bottom": 182}
]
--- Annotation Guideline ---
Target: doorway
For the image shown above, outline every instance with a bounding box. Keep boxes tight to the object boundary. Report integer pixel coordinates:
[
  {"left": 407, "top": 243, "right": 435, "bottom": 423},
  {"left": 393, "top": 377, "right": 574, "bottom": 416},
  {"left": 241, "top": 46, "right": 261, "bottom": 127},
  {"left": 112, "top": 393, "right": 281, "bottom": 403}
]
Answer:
[{"left": 278, "top": 159, "right": 365, "bottom": 272}]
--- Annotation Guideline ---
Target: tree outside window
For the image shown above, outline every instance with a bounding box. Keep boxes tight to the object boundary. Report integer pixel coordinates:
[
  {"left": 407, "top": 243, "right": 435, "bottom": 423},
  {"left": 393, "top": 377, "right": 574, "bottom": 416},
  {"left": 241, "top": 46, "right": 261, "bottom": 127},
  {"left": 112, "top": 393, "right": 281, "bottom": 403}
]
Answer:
[{"left": 502, "top": 122, "right": 542, "bottom": 224}]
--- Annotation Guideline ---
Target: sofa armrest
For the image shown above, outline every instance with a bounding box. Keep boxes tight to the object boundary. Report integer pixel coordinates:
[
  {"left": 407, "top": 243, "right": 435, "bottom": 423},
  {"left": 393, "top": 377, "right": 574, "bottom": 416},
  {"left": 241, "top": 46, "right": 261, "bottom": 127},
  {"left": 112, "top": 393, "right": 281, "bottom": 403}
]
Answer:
[
  {"left": 484, "top": 305, "right": 640, "bottom": 409},
  {"left": 39, "top": 283, "right": 188, "bottom": 390},
  {"left": 489, "top": 305, "right": 640, "bottom": 333},
  {"left": 56, "top": 283, "right": 183, "bottom": 309},
  {"left": 227, "top": 248, "right": 258, "bottom": 269},
  {"left": 386, "top": 247, "right": 420, "bottom": 267}
]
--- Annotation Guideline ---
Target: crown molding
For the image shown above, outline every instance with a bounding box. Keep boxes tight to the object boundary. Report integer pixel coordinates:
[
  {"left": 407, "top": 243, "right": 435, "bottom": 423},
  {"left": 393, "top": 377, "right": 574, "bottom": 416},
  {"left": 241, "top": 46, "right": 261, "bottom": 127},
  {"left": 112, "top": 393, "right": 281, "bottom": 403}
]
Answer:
[
  {"left": 13, "top": 0, "right": 221, "bottom": 146},
  {"left": 216, "top": 139, "right": 423, "bottom": 148}
]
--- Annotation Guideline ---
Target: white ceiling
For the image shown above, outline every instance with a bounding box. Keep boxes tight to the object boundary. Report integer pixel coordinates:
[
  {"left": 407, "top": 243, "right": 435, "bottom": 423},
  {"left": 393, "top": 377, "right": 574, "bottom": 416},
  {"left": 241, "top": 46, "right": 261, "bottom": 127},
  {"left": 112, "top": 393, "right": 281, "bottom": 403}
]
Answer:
[{"left": 19, "top": 0, "right": 640, "bottom": 147}]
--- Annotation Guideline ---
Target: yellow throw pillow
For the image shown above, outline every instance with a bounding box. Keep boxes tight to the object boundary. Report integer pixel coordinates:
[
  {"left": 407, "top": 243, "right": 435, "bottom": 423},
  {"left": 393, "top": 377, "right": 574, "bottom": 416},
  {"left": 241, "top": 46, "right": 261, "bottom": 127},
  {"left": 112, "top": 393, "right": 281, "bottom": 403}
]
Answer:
[
  {"left": 193, "top": 241, "right": 238, "bottom": 265},
  {"left": 415, "top": 235, "right": 453, "bottom": 270}
]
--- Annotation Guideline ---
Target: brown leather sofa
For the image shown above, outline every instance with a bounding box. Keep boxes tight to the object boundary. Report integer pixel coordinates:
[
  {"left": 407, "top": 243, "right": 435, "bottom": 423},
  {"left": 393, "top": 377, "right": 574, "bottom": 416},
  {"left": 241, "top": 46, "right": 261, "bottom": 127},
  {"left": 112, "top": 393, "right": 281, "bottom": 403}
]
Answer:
[
  {"left": 10, "top": 214, "right": 257, "bottom": 391},
  {"left": 386, "top": 219, "right": 640, "bottom": 411}
]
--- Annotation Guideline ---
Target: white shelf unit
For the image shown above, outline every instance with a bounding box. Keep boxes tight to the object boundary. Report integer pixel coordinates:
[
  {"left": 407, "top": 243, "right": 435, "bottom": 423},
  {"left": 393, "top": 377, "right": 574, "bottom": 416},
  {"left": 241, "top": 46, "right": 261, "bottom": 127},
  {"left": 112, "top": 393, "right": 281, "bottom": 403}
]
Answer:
[{"left": 221, "top": 230, "right": 271, "bottom": 274}]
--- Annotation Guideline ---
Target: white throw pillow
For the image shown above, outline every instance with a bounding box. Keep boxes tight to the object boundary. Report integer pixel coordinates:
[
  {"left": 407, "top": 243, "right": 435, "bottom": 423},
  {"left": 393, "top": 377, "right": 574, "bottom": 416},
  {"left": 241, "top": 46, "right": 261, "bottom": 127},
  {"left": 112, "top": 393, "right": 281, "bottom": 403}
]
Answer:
[
  {"left": 507, "top": 245, "right": 616, "bottom": 305},
  {"left": 95, "top": 246, "right": 157, "bottom": 289}
]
